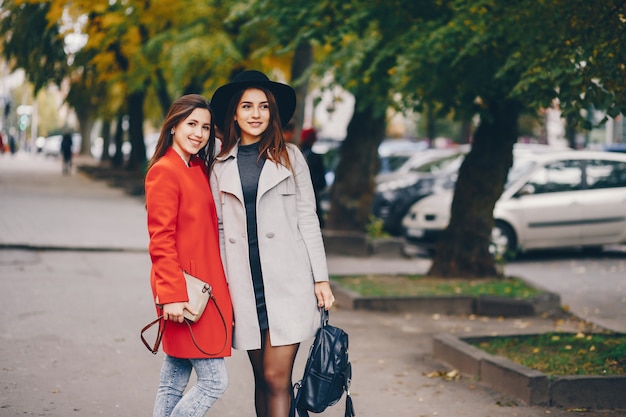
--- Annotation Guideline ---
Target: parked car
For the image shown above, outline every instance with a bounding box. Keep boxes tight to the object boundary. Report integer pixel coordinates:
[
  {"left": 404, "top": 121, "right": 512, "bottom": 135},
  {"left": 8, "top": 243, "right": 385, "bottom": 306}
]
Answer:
[
  {"left": 378, "top": 137, "right": 429, "bottom": 156},
  {"left": 402, "top": 150, "right": 626, "bottom": 256},
  {"left": 374, "top": 143, "right": 564, "bottom": 235},
  {"left": 317, "top": 138, "right": 427, "bottom": 214},
  {"left": 372, "top": 147, "right": 470, "bottom": 235}
]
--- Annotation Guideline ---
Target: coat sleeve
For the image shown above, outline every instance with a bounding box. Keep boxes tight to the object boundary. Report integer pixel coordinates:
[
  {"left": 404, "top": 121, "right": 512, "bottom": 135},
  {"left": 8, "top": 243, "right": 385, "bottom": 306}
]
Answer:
[
  {"left": 145, "top": 163, "right": 187, "bottom": 304},
  {"left": 290, "top": 144, "right": 329, "bottom": 282}
]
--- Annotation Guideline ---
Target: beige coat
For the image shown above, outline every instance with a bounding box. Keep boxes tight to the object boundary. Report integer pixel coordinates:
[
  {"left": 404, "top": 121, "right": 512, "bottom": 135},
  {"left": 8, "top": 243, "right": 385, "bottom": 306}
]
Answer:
[{"left": 210, "top": 142, "right": 328, "bottom": 350}]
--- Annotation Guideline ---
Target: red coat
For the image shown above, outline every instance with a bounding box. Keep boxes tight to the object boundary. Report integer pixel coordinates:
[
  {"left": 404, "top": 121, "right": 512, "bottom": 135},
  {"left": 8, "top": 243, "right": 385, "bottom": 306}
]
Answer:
[{"left": 145, "top": 148, "right": 233, "bottom": 358}]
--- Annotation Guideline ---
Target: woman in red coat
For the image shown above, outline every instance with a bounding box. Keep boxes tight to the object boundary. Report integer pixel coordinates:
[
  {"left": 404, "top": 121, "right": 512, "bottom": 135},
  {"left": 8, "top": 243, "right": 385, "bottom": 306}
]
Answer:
[{"left": 145, "top": 94, "right": 233, "bottom": 417}]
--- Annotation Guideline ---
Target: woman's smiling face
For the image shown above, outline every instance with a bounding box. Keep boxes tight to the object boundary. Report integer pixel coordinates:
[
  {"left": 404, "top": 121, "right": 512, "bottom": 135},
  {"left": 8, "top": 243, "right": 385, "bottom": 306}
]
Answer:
[
  {"left": 171, "top": 108, "right": 212, "bottom": 161},
  {"left": 235, "top": 88, "right": 270, "bottom": 144}
]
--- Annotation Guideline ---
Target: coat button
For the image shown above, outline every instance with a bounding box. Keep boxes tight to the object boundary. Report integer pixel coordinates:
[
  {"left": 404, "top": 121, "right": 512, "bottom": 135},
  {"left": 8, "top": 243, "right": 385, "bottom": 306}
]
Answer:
[
  {"left": 228, "top": 237, "right": 236, "bottom": 243},
  {"left": 266, "top": 232, "right": 275, "bottom": 238}
]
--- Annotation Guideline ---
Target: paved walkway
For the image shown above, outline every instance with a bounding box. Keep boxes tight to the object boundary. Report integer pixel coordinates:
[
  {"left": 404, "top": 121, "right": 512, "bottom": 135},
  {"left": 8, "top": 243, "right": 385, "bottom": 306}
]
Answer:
[{"left": 0, "top": 151, "right": 622, "bottom": 417}]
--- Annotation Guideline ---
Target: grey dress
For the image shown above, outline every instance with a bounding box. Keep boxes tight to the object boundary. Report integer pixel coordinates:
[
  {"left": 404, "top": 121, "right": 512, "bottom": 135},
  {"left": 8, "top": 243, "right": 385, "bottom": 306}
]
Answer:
[{"left": 237, "top": 142, "right": 268, "bottom": 331}]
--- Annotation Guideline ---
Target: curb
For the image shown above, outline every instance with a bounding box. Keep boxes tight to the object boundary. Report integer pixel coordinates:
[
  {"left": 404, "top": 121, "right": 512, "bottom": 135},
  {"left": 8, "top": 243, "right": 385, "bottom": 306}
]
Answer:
[
  {"left": 0, "top": 243, "right": 147, "bottom": 253},
  {"left": 322, "top": 230, "right": 406, "bottom": 257},
  {"left": 433, "top": 333, "right": 626, "bottom": 410},
  {"left": 330, "top": 282, "right": 562, "bottom": 317}
]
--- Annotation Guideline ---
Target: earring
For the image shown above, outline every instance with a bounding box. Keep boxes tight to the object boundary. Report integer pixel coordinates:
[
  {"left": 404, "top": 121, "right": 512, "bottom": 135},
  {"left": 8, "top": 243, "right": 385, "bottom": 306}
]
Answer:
[{"left": 170, "top": 129, "right": 174, "bottom": 135}]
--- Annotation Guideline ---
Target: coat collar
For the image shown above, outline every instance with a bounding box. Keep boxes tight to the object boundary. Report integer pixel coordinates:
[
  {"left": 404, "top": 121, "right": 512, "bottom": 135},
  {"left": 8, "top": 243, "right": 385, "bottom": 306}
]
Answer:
[
  {"left": 215, "top": 141, "right": 293, "bottom": 202},
  {"left": 163, "top": 147, "right": 205, "bottom": 170}
]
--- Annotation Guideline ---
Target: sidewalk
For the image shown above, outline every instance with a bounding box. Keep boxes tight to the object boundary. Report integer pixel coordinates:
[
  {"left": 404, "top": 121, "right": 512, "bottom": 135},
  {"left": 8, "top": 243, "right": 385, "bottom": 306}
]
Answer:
[{"left": 0, "top": 151, "right": 622, "bottom": 417}]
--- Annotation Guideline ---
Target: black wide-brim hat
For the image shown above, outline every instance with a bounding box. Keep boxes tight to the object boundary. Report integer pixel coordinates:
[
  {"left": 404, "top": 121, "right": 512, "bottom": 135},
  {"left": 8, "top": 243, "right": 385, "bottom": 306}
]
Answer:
[{"left": 210, "top": 70, "right": 296, "bottom": 132}]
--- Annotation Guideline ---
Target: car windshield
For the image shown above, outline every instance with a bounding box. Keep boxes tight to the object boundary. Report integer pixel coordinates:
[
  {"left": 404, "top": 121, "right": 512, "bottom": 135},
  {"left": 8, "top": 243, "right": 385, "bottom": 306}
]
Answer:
[
  {"left": 380, "top": 154, "right": 412, "bottom": 173},
  {"left": 410, "top": 153, "right": 464, "bottom": 174},
  {"left": 505, "top": 157, "right": 537, "bottom": 189}
]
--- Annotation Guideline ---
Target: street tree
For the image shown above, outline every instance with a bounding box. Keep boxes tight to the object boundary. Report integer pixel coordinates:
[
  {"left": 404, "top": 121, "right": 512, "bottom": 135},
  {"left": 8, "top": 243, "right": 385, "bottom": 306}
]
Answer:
[
  {"left": 396, "top": 0, "right": 626, "bottom": 277},
  {"left": 0, "top": 1, "right": 68, "bottom": 94}
]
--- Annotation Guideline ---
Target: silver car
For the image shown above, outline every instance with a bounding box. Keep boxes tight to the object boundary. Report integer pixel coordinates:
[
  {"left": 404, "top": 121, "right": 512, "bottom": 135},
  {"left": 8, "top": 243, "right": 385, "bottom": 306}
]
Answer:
[{"left": 403, "top": 149, "right": 626, "bottom": 256}]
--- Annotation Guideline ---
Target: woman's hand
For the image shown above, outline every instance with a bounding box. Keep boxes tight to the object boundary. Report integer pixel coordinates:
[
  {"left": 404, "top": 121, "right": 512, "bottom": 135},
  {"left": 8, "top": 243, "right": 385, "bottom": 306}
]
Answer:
[
  {"left": 162, "top": 302, "right": 196, "bottom": 323},
  {"left": 314, "top": 281, "right": 335, "bottom": 311}
]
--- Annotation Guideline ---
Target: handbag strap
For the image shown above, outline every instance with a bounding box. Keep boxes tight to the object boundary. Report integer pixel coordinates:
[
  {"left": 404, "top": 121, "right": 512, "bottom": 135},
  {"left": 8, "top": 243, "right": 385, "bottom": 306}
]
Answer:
[
  {"left": 320, "top": 308, "right": 329, "bottom": 327},
  {"left": 140, "top": 294, "right": 228, "bottom": 356},
  {"left": 141, "top": 314, "right": 166, "bottom": 355},
  {"left": 183, "top": 292, "right": 228, "bottom": 356}
]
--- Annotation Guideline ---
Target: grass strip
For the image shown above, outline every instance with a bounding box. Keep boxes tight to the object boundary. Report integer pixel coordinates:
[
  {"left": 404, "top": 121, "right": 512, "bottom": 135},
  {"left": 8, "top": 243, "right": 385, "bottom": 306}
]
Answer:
[
  {"left": 468, "top": 332, "right": 626, "bottom": 376},
  {"left": 331, "top": 275, "right": 542, "bottom": 298}
]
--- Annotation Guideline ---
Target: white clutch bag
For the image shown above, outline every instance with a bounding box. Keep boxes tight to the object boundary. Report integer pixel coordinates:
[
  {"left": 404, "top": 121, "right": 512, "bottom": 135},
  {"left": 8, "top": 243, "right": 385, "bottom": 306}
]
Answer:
[
  {"left": 182, "top": 271, "right": 212, "bottom": 323},
  {"left": 141, "top": 271, "right": 228, "bottom": 356}
]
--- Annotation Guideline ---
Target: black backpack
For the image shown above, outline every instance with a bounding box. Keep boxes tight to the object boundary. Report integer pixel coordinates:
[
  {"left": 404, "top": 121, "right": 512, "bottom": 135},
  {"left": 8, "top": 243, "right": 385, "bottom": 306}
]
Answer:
[{"left": 293, "top": 310, "right": 355, "bottom": 417}]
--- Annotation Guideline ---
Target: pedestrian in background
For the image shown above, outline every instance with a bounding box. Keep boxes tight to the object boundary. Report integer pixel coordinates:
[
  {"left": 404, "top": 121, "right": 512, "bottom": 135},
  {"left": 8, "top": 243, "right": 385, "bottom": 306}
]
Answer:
[
  {"left": 60, "top": 133, "right": 73, "bottom": 175},
  {"left": 8, "top": 131, "right": 16, "bottom": 155},
  {"left": 210, "top": 70, "right": 334, "bottom": 417},
  {"left": 145, "top": 94, "right": 233, "bottom": 417},
  {"left": 299, "top": 128, "right": 327, "bottom": 228}
]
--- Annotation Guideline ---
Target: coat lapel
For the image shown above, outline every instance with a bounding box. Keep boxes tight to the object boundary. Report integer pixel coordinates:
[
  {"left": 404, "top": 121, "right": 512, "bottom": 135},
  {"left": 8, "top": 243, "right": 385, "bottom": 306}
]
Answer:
[
  {"left": 258, "top": 159, "right": 291, "bottom": 200},
  {"left": 215, "top": 148, "right": 244, "bottom": 203},
  {"left": 215, "top": 143, "right": 292, "bottom": 203}
]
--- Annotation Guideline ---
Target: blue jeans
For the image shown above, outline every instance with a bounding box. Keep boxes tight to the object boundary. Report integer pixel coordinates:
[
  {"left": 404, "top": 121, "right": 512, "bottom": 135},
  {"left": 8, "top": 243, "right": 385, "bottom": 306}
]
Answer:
[{"left": 153, "top": 355, "right": 228, "bottom": 417}]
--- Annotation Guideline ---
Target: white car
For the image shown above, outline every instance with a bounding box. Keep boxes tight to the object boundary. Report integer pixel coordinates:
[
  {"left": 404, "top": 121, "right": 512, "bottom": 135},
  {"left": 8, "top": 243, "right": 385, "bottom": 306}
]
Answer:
[{"left": 402, "top": 150, "right": 626, "bottom": 255}]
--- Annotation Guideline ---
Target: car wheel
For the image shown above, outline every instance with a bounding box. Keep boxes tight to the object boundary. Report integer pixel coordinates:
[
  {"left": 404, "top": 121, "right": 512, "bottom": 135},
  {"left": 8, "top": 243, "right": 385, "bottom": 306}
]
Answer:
[{"left": 490, "top": 221, "right": 517, "bottom": 259}]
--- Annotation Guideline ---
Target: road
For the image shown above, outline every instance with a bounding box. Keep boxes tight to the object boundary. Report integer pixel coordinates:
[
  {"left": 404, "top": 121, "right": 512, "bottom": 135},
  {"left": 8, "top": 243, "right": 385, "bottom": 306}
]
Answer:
[{"left": 506, "top": 248, "right": 626, "bottom": 333}]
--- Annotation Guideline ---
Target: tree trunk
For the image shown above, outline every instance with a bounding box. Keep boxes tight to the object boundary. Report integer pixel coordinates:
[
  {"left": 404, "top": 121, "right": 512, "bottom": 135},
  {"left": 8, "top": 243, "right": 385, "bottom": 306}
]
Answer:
[
  {"left": 460, "top": 119, "right": 473, "bottom": 144},
  {"left": 326, "top": 100, "right": 386, "bottom": 231},
  {"left": 126, "top": 90, "right": 147, "bottom": 172},
  {"left": 425, "top": 104, "right": 436, "bottom": 143},
  {"left": 565, "top": 113, "right": 577, "bottom": 149},
  {"left": 100, "top": 118, "right": 112, "bottom": 164},
  {"left": 290, "top": 41, "right": 313, "bottom": 140},
  {"left": 79, "top": 119, "right": 93, "bottom": 157},
  {"left": 111, "top": 113, "right": 125, "bottom": 168},
  {"left": 73, "top": 101, "right": 93, "bottom": 157},
  {"left": 428, "top": 99, "right": 521, "bottom": 278}
]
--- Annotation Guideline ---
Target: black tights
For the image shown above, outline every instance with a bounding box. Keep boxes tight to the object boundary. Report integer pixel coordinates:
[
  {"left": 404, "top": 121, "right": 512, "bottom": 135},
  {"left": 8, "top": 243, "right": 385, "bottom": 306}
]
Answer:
[{"left": 247, "top": 330, "right": 299, "bottom": 417}]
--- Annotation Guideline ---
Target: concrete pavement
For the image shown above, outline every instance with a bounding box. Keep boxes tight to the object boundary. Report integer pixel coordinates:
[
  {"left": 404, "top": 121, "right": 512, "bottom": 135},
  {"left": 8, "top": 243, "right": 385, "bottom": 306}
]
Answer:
[{"left": 0, "top": 151, "right": 623, "bottom": 417}]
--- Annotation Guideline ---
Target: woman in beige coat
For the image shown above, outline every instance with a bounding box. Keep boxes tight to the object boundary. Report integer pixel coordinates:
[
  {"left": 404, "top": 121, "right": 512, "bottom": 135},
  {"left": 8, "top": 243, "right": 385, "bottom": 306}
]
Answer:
[{"left": 210, "top": 70, "right": 334, "bottom": 417}]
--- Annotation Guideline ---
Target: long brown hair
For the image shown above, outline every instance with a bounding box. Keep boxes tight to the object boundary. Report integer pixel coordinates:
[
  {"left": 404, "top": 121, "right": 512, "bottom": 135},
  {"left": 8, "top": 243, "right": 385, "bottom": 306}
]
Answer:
[
  {"left": 218, "top": 86, "right": 291, "bottom": 170},
  {"left": 146, "top": 94, "right": 216, "bottom": 177}
]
